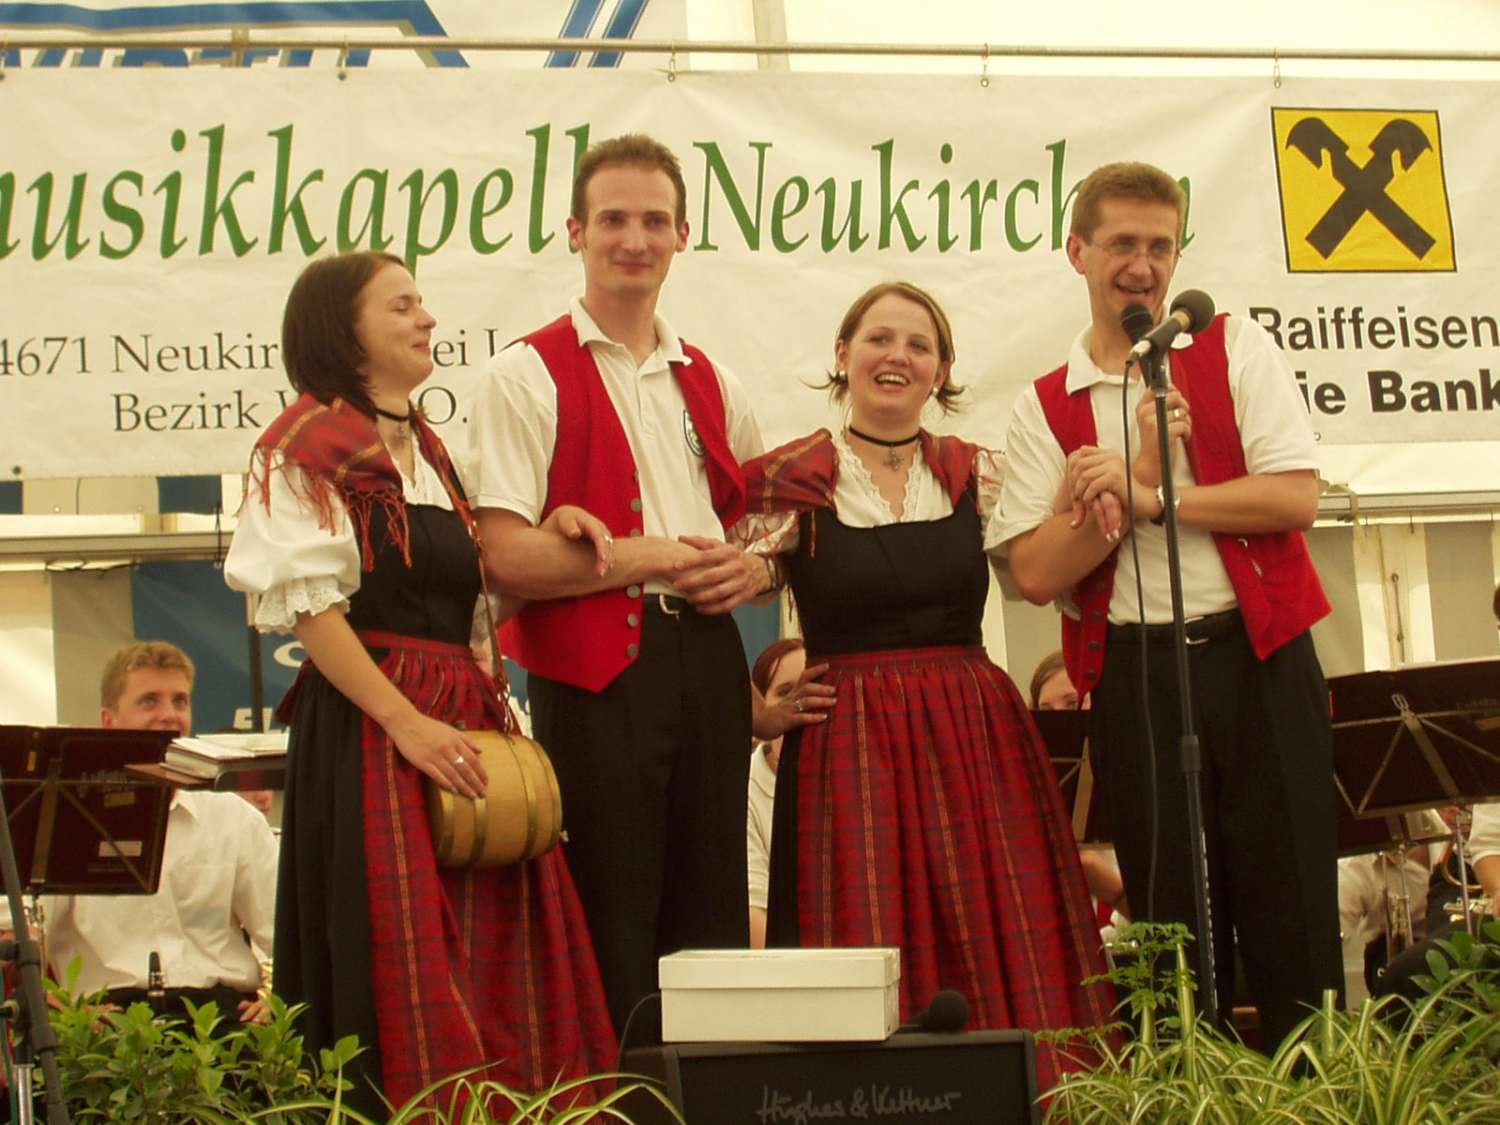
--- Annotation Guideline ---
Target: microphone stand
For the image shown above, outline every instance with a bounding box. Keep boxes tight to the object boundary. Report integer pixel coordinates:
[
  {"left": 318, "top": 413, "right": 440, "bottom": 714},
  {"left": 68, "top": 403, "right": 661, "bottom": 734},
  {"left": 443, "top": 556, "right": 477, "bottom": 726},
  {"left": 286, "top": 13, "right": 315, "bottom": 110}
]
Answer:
[
  {"left": 1138, "top": 343, "right": 1219, "bottom": 1028},
  {"left": 0, "top": 775, "right": 70, "bottom": 1125}
]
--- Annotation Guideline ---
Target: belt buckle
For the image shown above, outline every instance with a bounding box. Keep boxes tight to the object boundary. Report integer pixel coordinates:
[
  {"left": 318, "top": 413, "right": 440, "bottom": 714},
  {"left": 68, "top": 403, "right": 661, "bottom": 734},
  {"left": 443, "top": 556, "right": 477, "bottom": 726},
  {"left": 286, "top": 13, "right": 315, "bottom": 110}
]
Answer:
[
  {"left": 1184, "top": 616, "right": 1211, "bottom": 646},
  {"left": 657, "top": 593, "right": 683, "bottom": 616}
]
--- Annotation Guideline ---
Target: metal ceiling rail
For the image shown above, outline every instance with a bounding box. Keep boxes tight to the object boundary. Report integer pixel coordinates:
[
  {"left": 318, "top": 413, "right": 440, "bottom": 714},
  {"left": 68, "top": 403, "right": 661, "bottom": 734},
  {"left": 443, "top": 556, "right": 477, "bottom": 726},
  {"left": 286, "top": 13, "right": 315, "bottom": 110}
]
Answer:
[{"left": 0, "top": 34, "right": 1497, "bottom": 64}]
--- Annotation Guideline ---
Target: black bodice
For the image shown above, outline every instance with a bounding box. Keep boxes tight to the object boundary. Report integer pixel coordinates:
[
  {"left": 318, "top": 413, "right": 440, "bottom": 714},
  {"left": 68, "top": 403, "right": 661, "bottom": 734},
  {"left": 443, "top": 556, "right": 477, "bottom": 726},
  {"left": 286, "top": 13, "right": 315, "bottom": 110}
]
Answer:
[
  {"left": 345, "top": 501, "right": 481, "bottom": 645},
  {"left": 787, "top": 491, "right": 988, "bottom": 655}
]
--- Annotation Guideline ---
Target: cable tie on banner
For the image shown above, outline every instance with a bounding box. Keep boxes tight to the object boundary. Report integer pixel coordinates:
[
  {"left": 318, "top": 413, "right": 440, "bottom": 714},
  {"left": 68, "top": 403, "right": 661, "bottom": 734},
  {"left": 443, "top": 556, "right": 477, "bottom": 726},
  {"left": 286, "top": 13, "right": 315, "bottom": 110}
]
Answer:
[
  {"left": 1273, "top": 47, "right": 1282, "bottom": 89},
  {"left": 667, "top": 42, "right": 677, "bottom": 82},
  {"left": 231, "top": 26, "right": 248, "bottom": 69},
  {"left": 337, "top": 38, "right": 349, "bottom": 81},
  {"left": 980, "top": 43, "right": 990, "bottom": 88}
]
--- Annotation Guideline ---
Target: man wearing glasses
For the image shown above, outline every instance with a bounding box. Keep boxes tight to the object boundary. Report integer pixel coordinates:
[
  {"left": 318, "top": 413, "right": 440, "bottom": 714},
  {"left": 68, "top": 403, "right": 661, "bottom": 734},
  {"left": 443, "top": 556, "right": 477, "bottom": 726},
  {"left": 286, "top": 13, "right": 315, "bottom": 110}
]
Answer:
[{"left": 992, "top": 161, "right": 1340, "bottom": 1049}]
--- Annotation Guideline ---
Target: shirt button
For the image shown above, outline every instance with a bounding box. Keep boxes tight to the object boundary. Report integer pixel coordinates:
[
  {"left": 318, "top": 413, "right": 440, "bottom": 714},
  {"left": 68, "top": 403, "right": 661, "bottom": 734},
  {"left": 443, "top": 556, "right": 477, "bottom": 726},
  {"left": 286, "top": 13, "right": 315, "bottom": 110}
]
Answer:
[
  {"left": 629, "top": 497, "right": 643, "bottom": 513},
  {"left": 627, "top": 643, "right": 639, "bottom": 658},
  {"left": 627, "top": 613, "right": 639, "bottom": 628},
  {"left": 627, "top": 585, "right": 641, "bottom": 598}
]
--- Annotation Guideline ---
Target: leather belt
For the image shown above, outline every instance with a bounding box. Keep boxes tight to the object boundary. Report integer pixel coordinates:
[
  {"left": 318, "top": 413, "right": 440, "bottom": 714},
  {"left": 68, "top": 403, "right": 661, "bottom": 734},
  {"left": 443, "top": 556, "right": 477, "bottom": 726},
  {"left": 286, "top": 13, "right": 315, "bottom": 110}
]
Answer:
[
  {"left": 644, "top": 594, "right": 693, "bottom": 616},
  {"left": 1107, "top": 608, "right": 1243, "bottom": 647}
]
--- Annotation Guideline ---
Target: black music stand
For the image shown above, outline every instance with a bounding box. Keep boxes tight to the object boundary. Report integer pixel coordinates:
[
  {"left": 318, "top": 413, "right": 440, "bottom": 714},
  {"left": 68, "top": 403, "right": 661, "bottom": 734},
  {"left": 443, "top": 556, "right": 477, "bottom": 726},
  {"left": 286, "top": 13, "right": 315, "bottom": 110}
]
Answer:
[
  {"left": 0, "top": 725, "right": 177, "bottom": 1125},
  {"left": 1329, "top": 658, "right": 1500, "bottom": 819},
  {"left": 1329, "top": 658, "right": 1500, "bottom": 934},
  {"left": 0, "top": 726, "right": 176, "bottom": 896},
  {"left": 1032, "top": 710, "right": 1109, "bottom": 847}
]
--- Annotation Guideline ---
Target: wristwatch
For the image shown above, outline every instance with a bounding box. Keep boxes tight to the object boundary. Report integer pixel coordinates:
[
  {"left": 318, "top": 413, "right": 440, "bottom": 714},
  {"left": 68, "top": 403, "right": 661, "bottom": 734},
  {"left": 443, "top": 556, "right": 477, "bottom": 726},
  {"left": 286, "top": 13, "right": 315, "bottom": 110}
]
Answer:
[{"left": 1150, "top": 484, "right": 1181, "bottom": 526}]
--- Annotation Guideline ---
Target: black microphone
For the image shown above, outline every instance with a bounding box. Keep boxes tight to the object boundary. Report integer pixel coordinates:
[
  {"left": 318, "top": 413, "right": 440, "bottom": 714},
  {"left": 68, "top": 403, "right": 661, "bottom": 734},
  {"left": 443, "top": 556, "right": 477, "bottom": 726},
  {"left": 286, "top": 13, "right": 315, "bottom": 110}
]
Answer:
[
  {"left": 1127, "top": 289, "right": 1215, "bottom": 360},
  {"left": 898, "top": 988, "right": 969, "bottom": 1033},
  {"left": 1121, "top": 303, "right": 1155, "bottom": 345}
]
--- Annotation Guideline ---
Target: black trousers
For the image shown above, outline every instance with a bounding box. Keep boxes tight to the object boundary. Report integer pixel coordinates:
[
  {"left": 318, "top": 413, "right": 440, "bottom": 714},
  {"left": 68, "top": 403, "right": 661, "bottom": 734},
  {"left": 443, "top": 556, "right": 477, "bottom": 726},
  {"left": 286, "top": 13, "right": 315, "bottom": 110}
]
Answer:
[
  {"left": 103, "top": 983, "right": 255, "bottom": 1031},
  {"left": 528, "top": 602, "right": 751, "bottom": 1035},
  {"left": 1090, "top": 622, "right": 1343, "bottom": 1048}
]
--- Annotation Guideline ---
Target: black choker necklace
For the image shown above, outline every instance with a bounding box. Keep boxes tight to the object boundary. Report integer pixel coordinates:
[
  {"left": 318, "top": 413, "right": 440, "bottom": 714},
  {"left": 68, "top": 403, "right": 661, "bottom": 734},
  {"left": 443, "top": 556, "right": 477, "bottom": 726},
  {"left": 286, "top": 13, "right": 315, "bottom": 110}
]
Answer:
[
  {"left": 847, "top": 425, "right": 920, "bottom": 469},
  {"left": 375, "top": 404, "right": 412, "bottom": 440}
]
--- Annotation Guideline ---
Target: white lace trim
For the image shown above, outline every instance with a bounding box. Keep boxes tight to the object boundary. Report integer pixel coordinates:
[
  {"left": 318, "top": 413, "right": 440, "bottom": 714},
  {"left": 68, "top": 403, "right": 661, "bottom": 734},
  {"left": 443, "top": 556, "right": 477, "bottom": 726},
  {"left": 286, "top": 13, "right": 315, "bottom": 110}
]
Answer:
[
  {"left": 832, "top": 428, "right": 925, "bottom": 522},
  {"left": 251, "top": 575, "right": 349, "bottom": 633}
]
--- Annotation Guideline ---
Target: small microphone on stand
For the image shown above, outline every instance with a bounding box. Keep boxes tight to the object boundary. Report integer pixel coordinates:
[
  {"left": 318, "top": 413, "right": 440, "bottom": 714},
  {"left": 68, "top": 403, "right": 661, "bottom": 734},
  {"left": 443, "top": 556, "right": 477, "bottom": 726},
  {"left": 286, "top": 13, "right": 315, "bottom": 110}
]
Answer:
[
  {"left": 897, "top": 988, "right": 969, "bottom": 1033},
  {"left": 1127, "top": 290, "right": 1216, "bottom": 361}
]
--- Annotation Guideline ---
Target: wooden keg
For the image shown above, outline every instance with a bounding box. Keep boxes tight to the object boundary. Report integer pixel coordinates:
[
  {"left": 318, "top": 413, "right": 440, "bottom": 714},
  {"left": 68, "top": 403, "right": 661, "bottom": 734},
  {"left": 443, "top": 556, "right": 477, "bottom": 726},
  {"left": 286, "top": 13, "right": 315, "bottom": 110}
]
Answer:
[{"left": 426, "top": 730, "right": 562, "bottom": 868}]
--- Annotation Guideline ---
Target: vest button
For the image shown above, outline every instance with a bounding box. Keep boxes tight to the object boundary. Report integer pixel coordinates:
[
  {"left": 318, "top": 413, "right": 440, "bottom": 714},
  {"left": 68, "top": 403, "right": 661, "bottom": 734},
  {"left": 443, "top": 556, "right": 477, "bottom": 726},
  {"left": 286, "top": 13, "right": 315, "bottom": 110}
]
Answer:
[
  {"left": 1090, "top": 611, "right": 1105, "bottom": 621},
  {"left": 627, "top": 585, "right": 642, "bottom": 598},
  {"left": 627, "top": 613, "right": 640, "bottom": 628},
  {"left": 627, "top": 643, "right": 639, "bottom": 658},
  {"left": 629, "top": 497, "right": 643, "bottom": 513},
  {"left": 1086, "top": 641, "right": 1102, "bottom": 651},
  {"left": 628, "top": 528, "right": 643, "bottom": 537},
  {"left": 1086, "top": 668, "right": 1099, "bottom": 680}
]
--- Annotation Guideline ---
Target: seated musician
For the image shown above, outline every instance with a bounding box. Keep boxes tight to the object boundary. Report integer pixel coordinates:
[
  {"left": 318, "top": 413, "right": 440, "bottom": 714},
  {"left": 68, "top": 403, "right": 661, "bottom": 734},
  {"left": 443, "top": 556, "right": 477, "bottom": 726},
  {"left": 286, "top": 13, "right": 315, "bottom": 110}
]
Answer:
[{"left": 36, "top": 642, "right": 277, "bottom": 1025}]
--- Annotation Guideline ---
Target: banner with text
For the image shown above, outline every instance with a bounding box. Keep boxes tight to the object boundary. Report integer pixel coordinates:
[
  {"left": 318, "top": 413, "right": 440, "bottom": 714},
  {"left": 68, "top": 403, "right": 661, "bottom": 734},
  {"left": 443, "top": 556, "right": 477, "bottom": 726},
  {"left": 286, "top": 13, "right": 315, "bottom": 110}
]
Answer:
[{"left": 1, "top": 69, "right": 1495, "bottom": 481}]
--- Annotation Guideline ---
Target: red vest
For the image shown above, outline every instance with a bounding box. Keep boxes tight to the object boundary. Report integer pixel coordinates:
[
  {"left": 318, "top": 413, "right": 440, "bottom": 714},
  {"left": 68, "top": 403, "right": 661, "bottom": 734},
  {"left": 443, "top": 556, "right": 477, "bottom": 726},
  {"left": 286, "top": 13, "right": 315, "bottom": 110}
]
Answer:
[
  {"left": 1034, "top": 315, "right": 1330, "bottom": 694},
  {"left": 499, "top": 315, "right": 747, "bottom": 692}
]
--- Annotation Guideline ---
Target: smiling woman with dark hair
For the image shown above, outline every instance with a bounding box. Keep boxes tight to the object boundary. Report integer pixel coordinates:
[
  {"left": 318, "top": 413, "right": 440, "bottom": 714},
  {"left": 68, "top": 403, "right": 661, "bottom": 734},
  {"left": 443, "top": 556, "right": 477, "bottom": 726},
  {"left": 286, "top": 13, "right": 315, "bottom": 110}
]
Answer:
[
  {"left": 736, "top": 281, "right": 1112, "bottom": 1091},
  {"left": 226, "top": 251, "right": 614, "bottom": 1114}
]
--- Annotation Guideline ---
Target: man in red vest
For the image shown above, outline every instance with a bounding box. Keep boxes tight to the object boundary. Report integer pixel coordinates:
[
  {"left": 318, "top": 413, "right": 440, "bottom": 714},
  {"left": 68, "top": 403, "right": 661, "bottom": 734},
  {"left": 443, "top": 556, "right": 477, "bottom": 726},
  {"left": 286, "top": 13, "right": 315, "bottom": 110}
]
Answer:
[
  {"left": 992, "top": 161, "right": 1341, "bottom": 1048},
  {"left": 468, "top": 134, "right": 774, "bottom": 1034}
]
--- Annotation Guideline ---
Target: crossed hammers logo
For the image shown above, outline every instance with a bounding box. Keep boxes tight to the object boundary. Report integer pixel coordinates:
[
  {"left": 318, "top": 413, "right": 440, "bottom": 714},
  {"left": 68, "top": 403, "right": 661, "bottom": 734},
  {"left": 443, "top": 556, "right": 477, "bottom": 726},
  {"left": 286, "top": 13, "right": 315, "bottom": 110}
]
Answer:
[{"left": 1286, "top": 117, "right": 1435, "bottom": 260}]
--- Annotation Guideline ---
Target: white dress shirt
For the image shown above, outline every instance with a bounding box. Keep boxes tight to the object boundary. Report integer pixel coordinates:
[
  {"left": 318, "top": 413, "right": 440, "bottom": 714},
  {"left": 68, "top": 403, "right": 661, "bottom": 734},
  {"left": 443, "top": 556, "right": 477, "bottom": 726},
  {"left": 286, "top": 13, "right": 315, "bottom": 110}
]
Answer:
[{"left": 42, "top": 789, "right": 278, "bottom": 995}]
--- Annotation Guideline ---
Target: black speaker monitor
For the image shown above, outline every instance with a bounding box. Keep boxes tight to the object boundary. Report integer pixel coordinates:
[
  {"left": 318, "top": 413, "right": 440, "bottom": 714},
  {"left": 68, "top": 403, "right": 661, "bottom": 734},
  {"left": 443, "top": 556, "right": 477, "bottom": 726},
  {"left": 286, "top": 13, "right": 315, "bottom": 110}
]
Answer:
[{"left": 621, "top": 1029, "right": 1040, "bottom": 1124}]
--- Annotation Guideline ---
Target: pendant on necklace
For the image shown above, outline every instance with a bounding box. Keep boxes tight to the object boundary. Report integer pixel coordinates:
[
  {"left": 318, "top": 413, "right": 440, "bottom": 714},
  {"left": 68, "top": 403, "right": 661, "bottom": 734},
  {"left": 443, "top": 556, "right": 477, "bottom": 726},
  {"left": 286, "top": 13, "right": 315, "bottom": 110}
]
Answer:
[
  {"left": 393, "top": 421, "right": 410, "bottom": 441},
  {"left": 884, "top": 445, "right": 904, "bottom": 470}
]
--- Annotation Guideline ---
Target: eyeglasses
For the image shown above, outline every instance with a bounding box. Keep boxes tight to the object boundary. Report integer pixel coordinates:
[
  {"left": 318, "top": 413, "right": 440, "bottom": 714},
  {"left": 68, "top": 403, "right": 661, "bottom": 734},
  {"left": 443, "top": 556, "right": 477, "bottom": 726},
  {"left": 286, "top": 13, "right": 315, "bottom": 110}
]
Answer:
[{"left": 1085, "top": 237, "right": 1179, "bottom": 263}]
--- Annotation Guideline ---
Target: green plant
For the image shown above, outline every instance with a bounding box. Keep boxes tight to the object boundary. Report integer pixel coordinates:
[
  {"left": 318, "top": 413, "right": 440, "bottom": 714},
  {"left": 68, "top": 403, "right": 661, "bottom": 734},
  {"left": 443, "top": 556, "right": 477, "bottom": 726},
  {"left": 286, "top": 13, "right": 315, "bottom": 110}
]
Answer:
[
  {"left": 38, "top": 959, "right": 678, "bottom": 1124},
  {"left": 1043, "top": 920, "right": 1500, "bottom": 1123},
  {"left": 42, "top": 961, "right": 360, "bottom": 1122}
]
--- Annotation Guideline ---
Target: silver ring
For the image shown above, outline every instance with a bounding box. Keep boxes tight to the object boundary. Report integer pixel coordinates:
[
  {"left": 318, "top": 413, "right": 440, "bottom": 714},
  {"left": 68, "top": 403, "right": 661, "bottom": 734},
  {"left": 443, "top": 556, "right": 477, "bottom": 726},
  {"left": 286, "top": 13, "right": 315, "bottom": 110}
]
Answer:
[
  {"left": 1172, "top": 407, "right": 1183, "bottom": 421},
  {"left": 795, "top": 697, "right": 804, "bottom": 713},
  {"left": 454, "top": 754, "right": 464, "bottom": 766},
  {"left": 603, "top": 533, "right": 614, "bottom": 545}
]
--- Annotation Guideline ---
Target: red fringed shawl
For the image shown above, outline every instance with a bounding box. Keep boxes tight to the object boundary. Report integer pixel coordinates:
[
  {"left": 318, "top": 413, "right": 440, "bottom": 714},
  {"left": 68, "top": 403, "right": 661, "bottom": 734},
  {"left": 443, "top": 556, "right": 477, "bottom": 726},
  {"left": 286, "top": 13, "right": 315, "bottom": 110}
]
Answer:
[{"left": 245, "top": 393, "right": 473, "bottom": 570}]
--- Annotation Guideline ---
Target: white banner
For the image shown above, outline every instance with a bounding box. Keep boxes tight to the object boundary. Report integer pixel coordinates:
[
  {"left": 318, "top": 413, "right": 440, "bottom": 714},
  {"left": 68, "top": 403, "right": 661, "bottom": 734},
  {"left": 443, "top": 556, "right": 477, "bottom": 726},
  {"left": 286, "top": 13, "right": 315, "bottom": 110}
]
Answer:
[
  {"left": 1, "top": 68, "right": 1496, "bottom": 482},
  {"left": 0, "top": 0, "right": 686, "bottom": 69}
]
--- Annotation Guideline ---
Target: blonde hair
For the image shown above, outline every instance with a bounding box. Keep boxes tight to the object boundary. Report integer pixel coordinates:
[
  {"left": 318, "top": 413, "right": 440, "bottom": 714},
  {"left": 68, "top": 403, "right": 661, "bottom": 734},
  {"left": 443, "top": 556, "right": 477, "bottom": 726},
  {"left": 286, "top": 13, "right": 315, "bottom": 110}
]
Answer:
[
  {"left": 100, "top": 641, "right": 195, "bottom": 710},
  {"left": 1070, "top": 161, "right": 1186, "bottom": 242}
]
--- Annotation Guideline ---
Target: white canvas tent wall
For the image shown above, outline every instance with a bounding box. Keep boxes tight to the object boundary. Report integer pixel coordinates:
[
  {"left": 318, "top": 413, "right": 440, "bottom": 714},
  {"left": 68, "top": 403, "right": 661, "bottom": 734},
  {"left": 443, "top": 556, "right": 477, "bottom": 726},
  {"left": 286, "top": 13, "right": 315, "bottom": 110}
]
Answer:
[{"left": 1, "top": 0, "right": 1497, "bottom": 724}]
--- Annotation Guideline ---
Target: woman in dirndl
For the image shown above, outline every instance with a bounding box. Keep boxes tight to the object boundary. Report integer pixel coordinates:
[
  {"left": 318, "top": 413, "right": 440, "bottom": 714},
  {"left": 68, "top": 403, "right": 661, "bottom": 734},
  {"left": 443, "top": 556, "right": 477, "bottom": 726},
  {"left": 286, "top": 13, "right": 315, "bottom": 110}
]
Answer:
[
  {"left": 738, "top": 281, "right": 1114, "bottom": 1091},
  {"left": 225, "top": 251, "right": 615, "bottom": 1116}
]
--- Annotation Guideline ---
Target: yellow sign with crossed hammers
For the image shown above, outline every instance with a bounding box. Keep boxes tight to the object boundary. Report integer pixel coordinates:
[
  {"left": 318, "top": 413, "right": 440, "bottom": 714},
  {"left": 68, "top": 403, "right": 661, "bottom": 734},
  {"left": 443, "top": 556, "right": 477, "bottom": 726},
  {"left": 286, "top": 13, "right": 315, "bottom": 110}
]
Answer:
[{"left": 1272, "top": 108, "right": 1455, "bottom": 273}]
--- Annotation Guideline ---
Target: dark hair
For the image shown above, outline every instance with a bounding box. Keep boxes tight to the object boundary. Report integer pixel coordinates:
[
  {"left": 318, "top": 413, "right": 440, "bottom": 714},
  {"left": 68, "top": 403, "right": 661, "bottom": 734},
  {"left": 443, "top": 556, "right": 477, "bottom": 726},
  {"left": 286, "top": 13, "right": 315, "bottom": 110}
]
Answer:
[
  {"left": 1069, "top": 161, "right": 1187, "bottom": 242},
  {"left": 281, "top": 251, "right": 406, "bottom": 416},
  {"left": 818, "top": 281, "right": 964, "bottom": 413},
  {"left": 752, "top": 637, "right": 806, "bottom": 697},
  {"left": 1028, "top": 650, "right": 1068, "bottom": 710},
  {"left": 571, "top": 133, "right": 688, "bottom": 227},
  {"left": 101, "top": 641, "right": 194, "bottom": 710}
]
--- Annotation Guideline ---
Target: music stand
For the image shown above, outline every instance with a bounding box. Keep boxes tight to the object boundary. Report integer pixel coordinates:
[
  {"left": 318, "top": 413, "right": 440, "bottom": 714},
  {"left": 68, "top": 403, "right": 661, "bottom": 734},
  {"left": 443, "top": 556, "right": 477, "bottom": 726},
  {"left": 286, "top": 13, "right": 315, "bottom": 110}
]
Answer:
[
  {"left": 0, "top": 726, "right": 175, "bottom": 896},
  {"left": 1329, "top": 658, "right": 1500, "bottom": 819},
  {"left": 1329, "top": 658, "right": 1500, "bottom": 935},
  {"left": 1032, "top": 710, "right": 1110, "bottom": 847}
]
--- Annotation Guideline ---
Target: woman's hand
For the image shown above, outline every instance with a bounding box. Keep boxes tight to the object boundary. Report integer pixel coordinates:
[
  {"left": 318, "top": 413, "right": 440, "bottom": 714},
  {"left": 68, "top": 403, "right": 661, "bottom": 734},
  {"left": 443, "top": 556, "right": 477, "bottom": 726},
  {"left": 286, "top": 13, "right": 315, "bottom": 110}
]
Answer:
[
  {"left": 540, "top": 504, "right": 616, "bottom": 577},
  {"left": 385, "top": 712, "right": 489, "bottom": 798},
  {"left": 752, "top": 662, "right": 837, "bottom": 740}
]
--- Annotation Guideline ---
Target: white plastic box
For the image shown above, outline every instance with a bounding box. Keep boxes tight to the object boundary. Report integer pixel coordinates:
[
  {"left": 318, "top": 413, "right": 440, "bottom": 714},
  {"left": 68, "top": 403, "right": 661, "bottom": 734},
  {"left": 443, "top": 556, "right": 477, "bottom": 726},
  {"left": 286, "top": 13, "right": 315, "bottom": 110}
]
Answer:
[{"left": 658, "top": 947, "right": 900, "bottom": 1042}]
